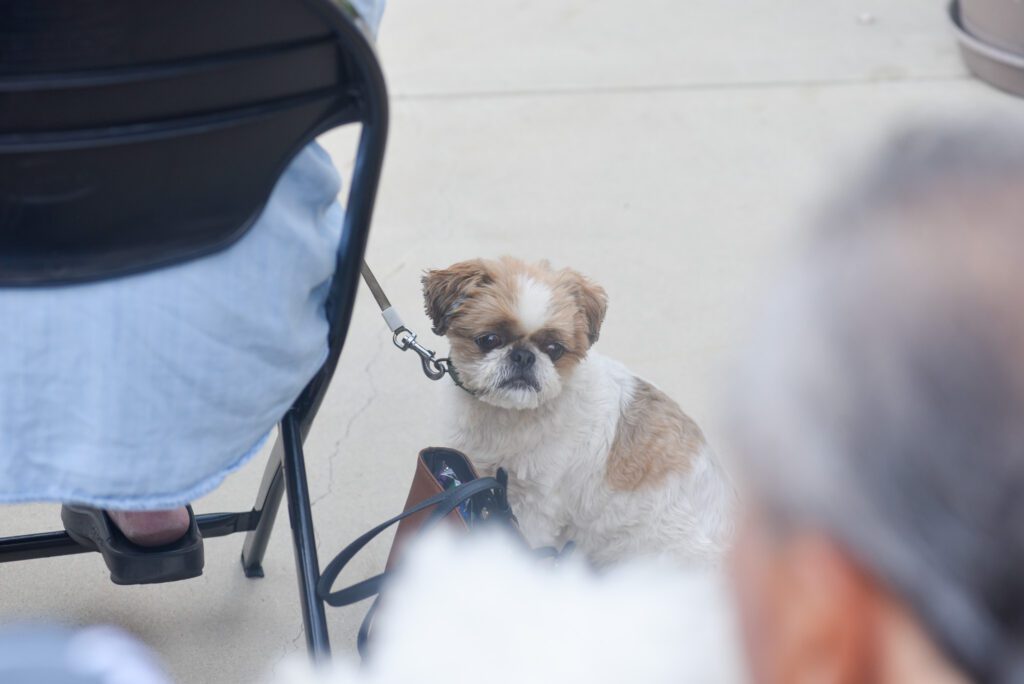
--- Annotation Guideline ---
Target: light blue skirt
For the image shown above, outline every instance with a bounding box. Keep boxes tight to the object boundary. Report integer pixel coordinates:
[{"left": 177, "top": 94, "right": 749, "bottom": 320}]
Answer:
[{"left": 0, "top": 142, "right": 344, "bottom": 510}]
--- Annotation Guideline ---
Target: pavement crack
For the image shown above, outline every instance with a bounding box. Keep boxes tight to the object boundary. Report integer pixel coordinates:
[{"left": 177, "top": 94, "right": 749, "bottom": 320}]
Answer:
[
  {"left": 391, "top": 73, "right": 970, "bottom": 102},
  {"left": 270, "top": 622, "right": 306, "bottom": 670},
  {"left": 309, "top": 332, "right": 385, "bottom": 524}
]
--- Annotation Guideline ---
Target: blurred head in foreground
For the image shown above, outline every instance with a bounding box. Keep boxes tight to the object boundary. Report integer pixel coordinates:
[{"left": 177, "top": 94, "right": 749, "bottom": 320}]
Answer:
[{"left": 727, "top": 120, "right": 1024, "bottom": 684}]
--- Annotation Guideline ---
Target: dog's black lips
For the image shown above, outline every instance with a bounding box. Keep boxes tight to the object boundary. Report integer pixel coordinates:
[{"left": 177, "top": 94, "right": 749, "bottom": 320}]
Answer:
[{"left": 500, "top": 377, "right": 540, "bottom": 391}]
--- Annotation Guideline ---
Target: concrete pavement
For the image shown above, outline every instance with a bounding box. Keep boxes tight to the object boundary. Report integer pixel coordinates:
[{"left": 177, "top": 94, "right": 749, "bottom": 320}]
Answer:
[{"left": 2, "top": 2, "right": 1019, "bottom": 681}]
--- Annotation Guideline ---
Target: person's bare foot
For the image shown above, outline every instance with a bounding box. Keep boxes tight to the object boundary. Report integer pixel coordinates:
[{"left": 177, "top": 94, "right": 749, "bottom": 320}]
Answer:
[{"left": 106, "top": 507, "right": 190, "bottom": 547}]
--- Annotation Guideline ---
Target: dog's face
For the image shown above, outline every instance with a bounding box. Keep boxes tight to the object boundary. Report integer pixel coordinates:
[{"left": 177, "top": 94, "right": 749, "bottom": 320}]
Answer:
[{"left": 423, "top": 257, "right": 608, "bottom": 410}]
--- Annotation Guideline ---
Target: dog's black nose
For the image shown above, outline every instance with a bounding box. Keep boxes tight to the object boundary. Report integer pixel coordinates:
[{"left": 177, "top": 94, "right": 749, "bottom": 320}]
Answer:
[{"left": 510, "top": 347, "right": 535, "bottom": 368}]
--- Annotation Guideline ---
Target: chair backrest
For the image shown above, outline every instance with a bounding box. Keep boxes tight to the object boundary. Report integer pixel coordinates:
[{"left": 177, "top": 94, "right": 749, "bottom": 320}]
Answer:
[{"left": 0, "top": 0, "right": 387, "bottom": 286}]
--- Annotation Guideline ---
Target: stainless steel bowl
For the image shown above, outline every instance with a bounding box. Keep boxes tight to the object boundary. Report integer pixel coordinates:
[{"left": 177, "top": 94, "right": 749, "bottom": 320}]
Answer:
[{"left": 951, "top": 0, "right": 1024, "bottom": 97}]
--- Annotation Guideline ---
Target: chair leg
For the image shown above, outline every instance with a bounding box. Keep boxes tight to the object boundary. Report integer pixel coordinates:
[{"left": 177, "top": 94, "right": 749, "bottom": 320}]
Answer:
[
  {"left": 280, "top": 410, "right": 331, "bottom": 659},
  {"left": 240, "top": 435, "right": 286, "bottom": 578}
]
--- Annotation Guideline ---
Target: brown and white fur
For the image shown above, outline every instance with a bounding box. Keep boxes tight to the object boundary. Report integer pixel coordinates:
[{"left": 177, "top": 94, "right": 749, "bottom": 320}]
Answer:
[{"left": 423, "top": 257, "right": 734, "bottom": 566}]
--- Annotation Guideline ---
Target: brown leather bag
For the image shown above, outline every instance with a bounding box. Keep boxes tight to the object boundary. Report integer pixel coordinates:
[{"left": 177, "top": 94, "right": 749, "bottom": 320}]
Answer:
[
  {"left": 385, "top": 447, "right": 483, "bottom": 570},
  {"left": 317, "top": 446, "right": 518, "bottom": 655}
]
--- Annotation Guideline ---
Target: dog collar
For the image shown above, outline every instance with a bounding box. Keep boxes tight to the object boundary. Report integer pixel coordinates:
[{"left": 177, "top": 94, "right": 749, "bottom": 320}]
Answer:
[{"left": 443, "top": 359, "right": 479, "bottom": 397}]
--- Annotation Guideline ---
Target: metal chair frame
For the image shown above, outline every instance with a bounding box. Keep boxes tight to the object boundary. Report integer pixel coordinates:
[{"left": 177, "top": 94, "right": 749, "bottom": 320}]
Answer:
[{"left": 0, "top": 0, "right": 388, "bottom": 661}]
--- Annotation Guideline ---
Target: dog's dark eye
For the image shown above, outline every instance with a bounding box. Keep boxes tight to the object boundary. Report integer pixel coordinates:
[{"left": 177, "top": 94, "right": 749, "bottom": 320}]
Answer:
[
  {"left": 542, "top": 342, "right": 565, "bottom": 361},
  {"left": 475, "top": 333, "right": 504, "bottom": 352}
]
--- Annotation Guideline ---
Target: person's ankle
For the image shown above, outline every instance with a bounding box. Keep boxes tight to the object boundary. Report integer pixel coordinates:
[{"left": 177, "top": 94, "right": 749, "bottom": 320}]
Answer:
[{"left": 107, "top": 507, "right": 190, "bottom": 546}]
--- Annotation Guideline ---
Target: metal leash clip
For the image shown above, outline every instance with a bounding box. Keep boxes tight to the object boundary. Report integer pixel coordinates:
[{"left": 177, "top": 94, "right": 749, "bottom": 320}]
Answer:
[
  {"left": 361, "top": 261, "right": 452, "bottom": 382},
  {"left": 392, "top": 327, "right": 449, "bottom": 381}
]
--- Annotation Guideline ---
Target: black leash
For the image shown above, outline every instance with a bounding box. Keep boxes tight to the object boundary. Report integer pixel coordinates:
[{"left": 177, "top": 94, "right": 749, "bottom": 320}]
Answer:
[
  {"left": 360, "top": 261, "right": 477, "bottom": 395},
  {"left": 316, "top": 466, "right": 573, "bottom": 658}
]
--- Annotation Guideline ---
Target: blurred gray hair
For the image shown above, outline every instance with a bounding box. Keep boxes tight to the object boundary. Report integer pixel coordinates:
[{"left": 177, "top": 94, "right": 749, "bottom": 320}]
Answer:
[{"left": 727, "top": 119, "right": 1024, "bottom": 683}]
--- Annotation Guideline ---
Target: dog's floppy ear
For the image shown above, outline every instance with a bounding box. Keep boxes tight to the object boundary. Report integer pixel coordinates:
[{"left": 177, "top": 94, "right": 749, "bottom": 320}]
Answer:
[
  {"left": 566, "top": 269, "right": 608, "bottom": 347},
  {"left": 422, "top": 260, "right": 492, "bottom": 336}
]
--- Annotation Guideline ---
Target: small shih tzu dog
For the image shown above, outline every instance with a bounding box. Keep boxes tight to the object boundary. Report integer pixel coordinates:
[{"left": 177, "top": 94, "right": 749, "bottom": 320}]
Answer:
[{"left": 422, "top": 257, "right": 734, "bottom": 565}]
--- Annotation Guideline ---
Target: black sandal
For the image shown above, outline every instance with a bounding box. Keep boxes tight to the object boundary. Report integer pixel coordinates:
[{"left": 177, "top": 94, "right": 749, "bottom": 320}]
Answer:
[{"left": 61, "top": 504, "right": 204, "bottom": 585}]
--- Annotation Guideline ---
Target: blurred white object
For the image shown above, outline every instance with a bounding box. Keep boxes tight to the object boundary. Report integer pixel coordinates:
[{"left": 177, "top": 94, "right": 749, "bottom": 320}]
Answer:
[
  {"left": 0, "top": 624, "right": 171, "bottom": 684},
  {"left": 278, "top": 529, "right": 743, "bottom": 684}
]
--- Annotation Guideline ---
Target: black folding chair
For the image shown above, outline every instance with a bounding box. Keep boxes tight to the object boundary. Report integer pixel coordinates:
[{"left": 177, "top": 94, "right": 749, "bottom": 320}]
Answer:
[{"left": 0, "top": 0, "right": 388, "bottom": 660}]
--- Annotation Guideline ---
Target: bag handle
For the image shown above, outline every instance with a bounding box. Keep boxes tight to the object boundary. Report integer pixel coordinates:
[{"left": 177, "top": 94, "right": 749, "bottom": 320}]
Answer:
[{"left": 316, "top": 476, "right": 503, "bottom": 607}]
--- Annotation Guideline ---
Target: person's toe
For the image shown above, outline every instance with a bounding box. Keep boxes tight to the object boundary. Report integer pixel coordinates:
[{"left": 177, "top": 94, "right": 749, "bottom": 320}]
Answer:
[{"left": 107, "top": 507, "right": 191, "bottom": 547}]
